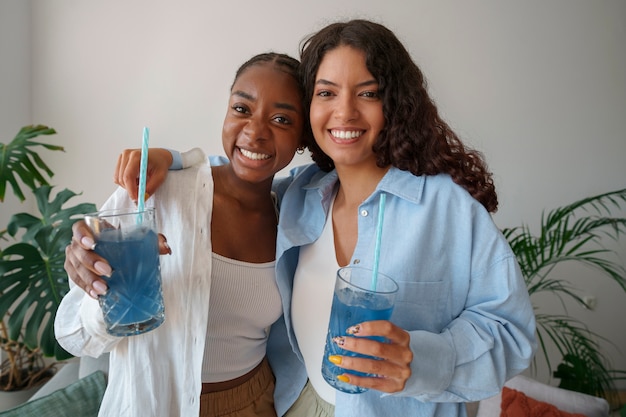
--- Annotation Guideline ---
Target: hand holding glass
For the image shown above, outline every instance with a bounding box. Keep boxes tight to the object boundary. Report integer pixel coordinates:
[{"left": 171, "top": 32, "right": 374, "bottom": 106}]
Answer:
[
  {"left": 85, "top": 208, "right": 165, "bottom": 336},
  {"left": 321, "top": 266, "right": 398, "bottom": 394}
]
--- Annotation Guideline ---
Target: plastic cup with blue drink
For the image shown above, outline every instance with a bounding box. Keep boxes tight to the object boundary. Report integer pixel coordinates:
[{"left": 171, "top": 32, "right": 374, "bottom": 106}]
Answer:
[
  {"left": 85, "top": 207, "right": 165, "bottom": 336},
  {"left": 321, "top": 266, "right": 399, "bottom": 393}
]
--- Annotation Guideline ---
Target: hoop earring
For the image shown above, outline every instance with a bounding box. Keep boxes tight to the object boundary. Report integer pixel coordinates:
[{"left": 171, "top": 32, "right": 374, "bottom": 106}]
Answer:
[{"left": 296, "top": 147, "right": 305, "bottom": 155}]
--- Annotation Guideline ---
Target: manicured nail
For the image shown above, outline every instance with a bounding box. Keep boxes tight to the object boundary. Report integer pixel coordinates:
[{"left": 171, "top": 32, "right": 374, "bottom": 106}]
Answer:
[
  {"left": 333, "top": 337, "right": 345, "bottom": 346},
  {"left": 337, "top": 375, "right": 350, "bottom": 383},
  {"left": 81, "top": 236, "right": 96, "bottom": 250},
  {"left": 88, "top": 290, "right": 99, "bottom": 300},
  {"left": 92, "top": 281, "right": 108, "bottom": 295},
  {"left": 346, "top": 324, "right": 360, "bottom": 335},
  {"left": 94, "top": 261, "right": 112, "bottom": 277},
  {"left": 328, "top": 355, "right": 342, "bottom": 365}
]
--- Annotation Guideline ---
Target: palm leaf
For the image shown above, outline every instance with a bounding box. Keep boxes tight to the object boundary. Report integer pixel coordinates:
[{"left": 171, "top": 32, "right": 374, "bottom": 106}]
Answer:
[
  {"left": 503, "top": 188, "right": 626, "bottom": 397},
  {"left": 0, "top": 125, "right": 63, "bottom": 202},
  {"left": 0, "top": 186, "right": 96, "bottom": 360}
]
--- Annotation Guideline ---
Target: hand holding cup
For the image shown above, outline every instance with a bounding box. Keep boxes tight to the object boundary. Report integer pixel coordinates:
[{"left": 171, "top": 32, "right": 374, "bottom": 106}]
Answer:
[
  {"left": 83, "top": 208, "right": 165, "bottom": 336},
  {"left": 322, "top": 266, "right": 403, "bottom": 394},
  {"left": 327, "top": 319, "right": 413, "bottom": 393}
]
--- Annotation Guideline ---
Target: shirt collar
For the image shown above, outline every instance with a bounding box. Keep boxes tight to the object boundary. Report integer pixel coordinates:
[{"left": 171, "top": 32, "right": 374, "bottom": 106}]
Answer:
[{"left": 304, "top": 166, "right": 426, "bottom": 205}]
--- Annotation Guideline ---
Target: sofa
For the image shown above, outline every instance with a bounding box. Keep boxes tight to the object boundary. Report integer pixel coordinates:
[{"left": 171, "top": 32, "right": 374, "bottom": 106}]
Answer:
[
  {"left": 467, "top": 374, "right": 611, "bottom": 417},
  {"left": 2, "top": 354, "right": 613, "bottom": 417},
  {"left": 0, "top": 355, "right": 109, "bottom": 417}
]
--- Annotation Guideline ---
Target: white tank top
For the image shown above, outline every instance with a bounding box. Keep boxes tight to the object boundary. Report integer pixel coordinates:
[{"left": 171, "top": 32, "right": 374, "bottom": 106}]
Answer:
[
  {"left": 201, "top": 253, "right": 281, "bottom": 382},
  {"left": 292, "top": 195, "right": 341, "bottom": 405}
]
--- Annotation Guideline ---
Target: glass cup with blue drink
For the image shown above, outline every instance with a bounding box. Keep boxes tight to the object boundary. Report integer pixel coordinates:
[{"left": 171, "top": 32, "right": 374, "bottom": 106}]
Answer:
[
  {"left": 84, "top": 208, "right": 165, "bottom": 336},
  {"left": 321, "top": 266, "right": 399, "bottom": 394}
]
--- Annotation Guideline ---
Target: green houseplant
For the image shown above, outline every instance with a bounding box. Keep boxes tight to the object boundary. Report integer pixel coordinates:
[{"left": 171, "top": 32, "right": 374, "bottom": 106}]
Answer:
[
  {"left": 0, "top": 125, "right": 96, "bottom": 392},
  {"left": 502, "top": 188, "right": 626, "bottom": 401}
]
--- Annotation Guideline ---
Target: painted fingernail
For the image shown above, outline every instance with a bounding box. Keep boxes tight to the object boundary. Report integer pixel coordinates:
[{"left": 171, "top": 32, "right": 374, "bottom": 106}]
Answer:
[
  {"left": 92, "top": 281, "right": 108, "bottom": 295},
  {"left": 337, "top": 375, "right": 350, "bottom": 383},
  {"left": 81, "top": 236, "right": 96, "bottom": 250},
  {"left": 328, "top": 355, "right": 342, "bottom": 365},
  {"left": 346, "top": 324, "right": 360, "bottom": 335},
  {"left": 94, "top": 261, "right": 112, "bottom": 277},
  {"left": 333, "top": 337, "right": 345, "bottom": 346},
  {"left": 89, "top": 289, "right": 98, "bottom": 299}
]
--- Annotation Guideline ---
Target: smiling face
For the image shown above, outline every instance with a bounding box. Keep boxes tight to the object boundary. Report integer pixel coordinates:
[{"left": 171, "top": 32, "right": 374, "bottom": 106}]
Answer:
[
  {"left": 309, "top": 45, "right": 385, "bottom": 171},
  {"left": 222, "top": 63, "right": 304, "bottom": 184}
]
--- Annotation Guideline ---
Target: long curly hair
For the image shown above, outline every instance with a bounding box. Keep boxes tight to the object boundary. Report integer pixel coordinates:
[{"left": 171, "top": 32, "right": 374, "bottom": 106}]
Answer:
[{"left": 299, "top": 20, "right": 498, "bottom": 212}]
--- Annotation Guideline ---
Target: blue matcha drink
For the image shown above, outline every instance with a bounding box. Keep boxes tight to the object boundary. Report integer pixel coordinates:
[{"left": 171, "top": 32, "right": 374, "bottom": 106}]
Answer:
[{"left": 95, "top": 226, "right": 164, "bottom": 336}]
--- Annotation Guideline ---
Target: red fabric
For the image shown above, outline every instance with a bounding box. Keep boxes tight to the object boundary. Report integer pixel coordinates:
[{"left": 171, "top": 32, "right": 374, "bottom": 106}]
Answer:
[{"left": 500, "top": 387, "right": 587, "bottom": 417}]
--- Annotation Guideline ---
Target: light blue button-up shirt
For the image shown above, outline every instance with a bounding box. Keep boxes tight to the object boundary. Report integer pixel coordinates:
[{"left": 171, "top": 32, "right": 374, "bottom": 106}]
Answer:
[{"left": 268, "top": 163, "right": 536, "bottom": 417}]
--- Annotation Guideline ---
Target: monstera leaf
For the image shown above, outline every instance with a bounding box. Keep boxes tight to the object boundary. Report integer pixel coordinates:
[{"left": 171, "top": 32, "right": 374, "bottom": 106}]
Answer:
[
  {"left": 0, "top": 185, "right": 96, "bottom": 359},
  {"left": 0, "top": 125, "right": 62, "bottom": 202}
]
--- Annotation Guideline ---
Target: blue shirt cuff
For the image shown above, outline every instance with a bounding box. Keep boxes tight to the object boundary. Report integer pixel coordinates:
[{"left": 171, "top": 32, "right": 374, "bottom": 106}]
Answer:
[{"left": 166, "top": 148, "right": 183, "bottom": 170}]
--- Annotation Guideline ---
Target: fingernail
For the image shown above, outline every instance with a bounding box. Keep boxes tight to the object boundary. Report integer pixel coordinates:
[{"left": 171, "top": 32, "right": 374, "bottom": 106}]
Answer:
[
  {"left": 337, "top": 375, "right": 350, "bottom": 383},
  {"left": 81, "top": 236, "right": 96, "bottom": 250},
  {"left": 333, "top": 337, "right": 345, "bottom": 346},
  {"left": 328, "top": 355, "right": 342, "bottom": 365},
  {"left": 88, "top": 290, "right": 99, "bottom": 300},
  {"left": 94, "top": 261, "right": 112, "bottom": 277},
  {"left": 92, "top": 281, "right": 108, "bottom": 295},
  {"left": 346, "top": 325, "right": 360, "bottom": 335}
]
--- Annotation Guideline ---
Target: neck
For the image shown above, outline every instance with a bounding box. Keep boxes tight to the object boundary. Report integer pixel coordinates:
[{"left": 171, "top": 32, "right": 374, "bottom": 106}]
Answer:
[
  {"left": 212, "top": 164, "right": 273, "bottom": 207},
  {"left": 334, "top": 164, "right": 390, "bottom": 207}
]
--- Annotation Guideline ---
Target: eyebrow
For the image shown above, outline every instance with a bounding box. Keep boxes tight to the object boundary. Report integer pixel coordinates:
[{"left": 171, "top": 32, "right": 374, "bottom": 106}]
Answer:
[
  {"left": 315, "top": 79, "right": 378, "bottom": 88},
  {"left": 232, "top": 90, "right": 298, "bottom": 112}
]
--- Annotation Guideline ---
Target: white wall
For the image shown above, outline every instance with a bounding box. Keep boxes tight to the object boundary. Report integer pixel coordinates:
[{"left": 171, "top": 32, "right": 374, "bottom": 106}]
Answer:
[
  {"left": 7, "top": 0, "right": 626, "bottom": 388},
  {"left": 0, "top": 0, "right": 32, "bottom": 227}
]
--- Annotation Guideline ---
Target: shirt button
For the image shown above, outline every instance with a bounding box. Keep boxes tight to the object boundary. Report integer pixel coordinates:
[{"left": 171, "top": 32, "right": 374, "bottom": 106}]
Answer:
[
  {"left": 353, "top": 259, "right": 360, "bottom": 264},
  {"left": 360, "top": 209, "right": 368, "bottom": 216}
]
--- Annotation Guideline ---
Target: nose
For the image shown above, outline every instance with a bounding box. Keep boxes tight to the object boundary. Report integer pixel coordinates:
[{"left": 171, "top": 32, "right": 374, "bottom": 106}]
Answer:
[
  {"left": 242, "top": 115, "right": 270, "bottom": 141},
  {"left": 334, "top": 94, "right": 358, "bottom": 122}
]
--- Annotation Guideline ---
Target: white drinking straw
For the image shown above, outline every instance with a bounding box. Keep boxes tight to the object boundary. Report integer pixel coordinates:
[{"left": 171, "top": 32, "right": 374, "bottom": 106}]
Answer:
[
  {"left": 371, "top": 192, "right": 386, "bottom": 290},
  {"left": 136, "top": 127, "right": 150, "bottom": 221}
]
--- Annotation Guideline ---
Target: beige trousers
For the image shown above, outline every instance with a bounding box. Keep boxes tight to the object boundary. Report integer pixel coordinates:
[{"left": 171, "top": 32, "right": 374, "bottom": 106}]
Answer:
[{"left": 199, "top": 358, "right": 276, "bottom": 417}]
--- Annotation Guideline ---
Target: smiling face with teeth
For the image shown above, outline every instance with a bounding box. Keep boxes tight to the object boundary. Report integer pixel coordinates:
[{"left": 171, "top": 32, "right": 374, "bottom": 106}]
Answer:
[
  {"left": 222, "top": 63, "right": 304, "bottom": 185},
  {"left": 309, "top": 45, "right": 385, "bottom": 171}
]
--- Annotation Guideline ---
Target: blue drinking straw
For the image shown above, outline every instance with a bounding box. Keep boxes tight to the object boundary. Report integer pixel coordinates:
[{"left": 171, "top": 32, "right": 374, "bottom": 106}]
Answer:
[
  {"left": 371, "top": 192, "right": 386, "bottom": 291},
  {"left": 136, "top": 127, "right": 150, "bottom": 222}
]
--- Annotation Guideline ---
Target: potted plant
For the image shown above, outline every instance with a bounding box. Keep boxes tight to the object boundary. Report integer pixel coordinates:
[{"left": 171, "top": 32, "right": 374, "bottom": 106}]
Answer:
[
  {"left": 502, "top": 188, "right": 626, "bottom": 403},
  {"left": 0, "top": 125, "right": 96, "bottom": 398}
]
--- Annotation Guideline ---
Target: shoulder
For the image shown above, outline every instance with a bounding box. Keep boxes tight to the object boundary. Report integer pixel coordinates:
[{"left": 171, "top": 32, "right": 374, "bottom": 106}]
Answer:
[
  {"left": 382, "top": 170, "right": 479, "bottom": 210},
  {"left": 156, "top": 160, "right": 213, "bottom": 201},
  {"left": 282, "top": 163, "right": 327, "bottom": 196},
  {"left": 289, "top": 163, "right": 322, "bottom": 183},
  {"left": 423, "top": 173, "right": 484, "bottom": 209}
]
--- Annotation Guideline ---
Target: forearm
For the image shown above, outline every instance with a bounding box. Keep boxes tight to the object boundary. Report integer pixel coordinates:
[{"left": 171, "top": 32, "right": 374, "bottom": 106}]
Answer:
[{"left": 397, "top": 258, "right": 536, "bottom": 402}]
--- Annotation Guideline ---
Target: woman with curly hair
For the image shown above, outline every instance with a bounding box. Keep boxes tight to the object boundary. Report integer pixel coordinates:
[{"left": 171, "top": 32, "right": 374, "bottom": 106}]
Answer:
[
  {"left": 299, "top": 20, "right": 498, "bottom": 213},
  {"left": 80, "top": 19, "right": 536, "bottom": 417},
  {"left": 269, "top": 19, "right": 535, "bottom": 417}
]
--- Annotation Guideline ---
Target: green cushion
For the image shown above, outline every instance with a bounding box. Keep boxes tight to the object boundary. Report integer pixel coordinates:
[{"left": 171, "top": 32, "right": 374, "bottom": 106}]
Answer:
[{"left": 0, "top": 371, "right": 106, "bottom": 417}]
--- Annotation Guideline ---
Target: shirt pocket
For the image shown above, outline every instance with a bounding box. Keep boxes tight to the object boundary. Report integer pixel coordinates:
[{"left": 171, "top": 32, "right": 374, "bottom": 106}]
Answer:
[{"left": 391, "top": 280, "right": 450, "bottom": 332}]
